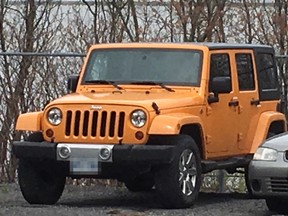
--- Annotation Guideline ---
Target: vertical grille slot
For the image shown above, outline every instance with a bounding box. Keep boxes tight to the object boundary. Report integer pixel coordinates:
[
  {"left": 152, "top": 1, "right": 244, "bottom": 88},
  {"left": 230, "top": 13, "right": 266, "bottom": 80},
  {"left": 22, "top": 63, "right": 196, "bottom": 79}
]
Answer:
[
  {"left": 74, "top": 111, "right": 81, "bottom": 136},
  {"left": 82, "top": 111, "right": 89, "bottom": 136},
  {"left": 118, "top": 112, "right": 125, "bottom": 137},
  {"left": 109, "top": 111, "right": 116, "bottom": 137},
  {"left": 100, "top": 111, "right": 107, "bottom": 137},
  {"left": 65, "top": 111, "right": 72, "bottom": 136},
  {"left": 91, "top": 111, "right": 98, "bottom": 137}
]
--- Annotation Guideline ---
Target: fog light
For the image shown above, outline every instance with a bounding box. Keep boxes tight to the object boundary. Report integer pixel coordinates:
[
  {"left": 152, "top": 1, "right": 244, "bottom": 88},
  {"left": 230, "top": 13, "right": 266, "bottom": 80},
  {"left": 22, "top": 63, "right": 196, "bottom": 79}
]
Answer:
[
  {"left": 251, "top": 179, "right": 261, "bottom": 192},
  {"left": 99, "top": 147, "right": 111, "bottom": 161},
  {"left": 46, "top": 129, "right": 54, "bottom": 138},
  {"left": 58, "top": 145, "right": 71, "bottom": 159},
  {"left": 135, "top": 131, "right": 144, "bottom": 140}
]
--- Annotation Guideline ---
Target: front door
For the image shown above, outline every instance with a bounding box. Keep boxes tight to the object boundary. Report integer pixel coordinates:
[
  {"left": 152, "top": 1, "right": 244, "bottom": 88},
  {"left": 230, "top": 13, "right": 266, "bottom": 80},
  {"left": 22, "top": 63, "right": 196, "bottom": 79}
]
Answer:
[{"left": 206, "top": 52, "right": 238, "bottom": 154}]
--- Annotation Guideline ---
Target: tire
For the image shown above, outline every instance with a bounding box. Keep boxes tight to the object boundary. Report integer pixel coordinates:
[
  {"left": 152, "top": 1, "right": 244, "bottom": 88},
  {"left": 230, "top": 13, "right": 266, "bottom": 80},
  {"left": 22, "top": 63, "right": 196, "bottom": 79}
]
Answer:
[
  {"left": 18, "top": 159, "right": 66, "bottom": 204},
  {"left": 125, "top": 174, "right": 154, "bottom": 192},
  {"left": 155, "top": 135, "right": 202, "bottom": 209},
  {"left": 25, "top": 132, "right": 44, "bottom": 142},
  {"left": 18, "top": 132, "right": 66, "bottom": 205},
  {"left": 266, "top": 197, "right": 288, "bottom": 214},
  {"left": 244, "top": 167, "right": 252, "bottom": 196}
]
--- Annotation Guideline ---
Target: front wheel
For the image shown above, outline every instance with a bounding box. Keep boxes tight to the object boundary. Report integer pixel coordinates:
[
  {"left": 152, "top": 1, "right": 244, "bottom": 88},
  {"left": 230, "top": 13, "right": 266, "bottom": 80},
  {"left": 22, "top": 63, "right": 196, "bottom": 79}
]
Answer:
[
  {"left": 18, "top": 159, "right": 66, "bottom": 205},
  {"left": 155, "top": 135, "right": 202, "bottom": 209}
]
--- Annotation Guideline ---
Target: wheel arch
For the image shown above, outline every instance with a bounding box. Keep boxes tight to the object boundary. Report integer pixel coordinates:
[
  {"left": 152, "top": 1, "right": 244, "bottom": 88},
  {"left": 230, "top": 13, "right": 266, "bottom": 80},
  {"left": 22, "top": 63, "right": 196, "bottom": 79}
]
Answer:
[
  {"left": 148, "top": 114, "right": 205, "bottom": 158},
  {"left": 250, "top": 111, "right": 287, "bottom": 153},
  {"left": 148, "top": 113, "right": 204, "bottom": 135},
  {"left": 180, "top": 124, "right": 205, "bottom": 159},
  {"left": 268, "top": 120, "right": 286, "bottom": 136}
]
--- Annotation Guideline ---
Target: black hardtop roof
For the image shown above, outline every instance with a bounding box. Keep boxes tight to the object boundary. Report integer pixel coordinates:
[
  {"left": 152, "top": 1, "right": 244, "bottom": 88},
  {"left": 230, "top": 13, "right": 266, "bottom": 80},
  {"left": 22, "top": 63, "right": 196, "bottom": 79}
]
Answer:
[
  {"left": 92, "top": 42, "right": 275, "bottom": 53},
  {"left": 194, "top": 42, "right": 272, "bottom": 50},
  {"left": 93, "top": 42, "right": 273, "bottom": 50}
]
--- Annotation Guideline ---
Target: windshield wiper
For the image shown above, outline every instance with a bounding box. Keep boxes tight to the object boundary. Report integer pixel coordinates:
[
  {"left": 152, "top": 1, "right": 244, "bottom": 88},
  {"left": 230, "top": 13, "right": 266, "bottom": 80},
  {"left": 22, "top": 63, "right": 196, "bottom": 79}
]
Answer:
[
  {"left": 85, "top": 80, "right": 123, "bottom": 90},
  {"left": 130, "top": 81, "right": 175, "bottom": 92}
]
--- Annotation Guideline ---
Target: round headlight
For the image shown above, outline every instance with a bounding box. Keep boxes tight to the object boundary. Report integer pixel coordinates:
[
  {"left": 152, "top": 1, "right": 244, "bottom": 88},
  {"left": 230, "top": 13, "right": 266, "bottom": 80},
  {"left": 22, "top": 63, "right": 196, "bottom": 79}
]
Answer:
[
  {"left": 47, "top": 108, "right": 62, "bottom": 126},
  {"left": 130, "top": 110, "right": 147, "bottom": 128}
]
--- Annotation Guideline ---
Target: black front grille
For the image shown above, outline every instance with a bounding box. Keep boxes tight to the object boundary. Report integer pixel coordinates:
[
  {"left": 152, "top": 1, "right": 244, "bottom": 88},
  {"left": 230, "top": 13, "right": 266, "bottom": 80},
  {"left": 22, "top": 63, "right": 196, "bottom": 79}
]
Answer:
[
  {"left": 269, "top": 177, "right": 288, "bottom": 192},
  {"left": 65, "top": 110, "right": 125, "bottom": 138}
]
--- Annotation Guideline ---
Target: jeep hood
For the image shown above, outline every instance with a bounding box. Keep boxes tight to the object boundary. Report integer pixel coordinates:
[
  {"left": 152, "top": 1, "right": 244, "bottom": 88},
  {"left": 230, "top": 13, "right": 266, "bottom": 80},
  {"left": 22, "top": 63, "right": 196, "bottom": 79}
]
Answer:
[{"left": 48, "top": 91, "right": 204, "bottom": 111}]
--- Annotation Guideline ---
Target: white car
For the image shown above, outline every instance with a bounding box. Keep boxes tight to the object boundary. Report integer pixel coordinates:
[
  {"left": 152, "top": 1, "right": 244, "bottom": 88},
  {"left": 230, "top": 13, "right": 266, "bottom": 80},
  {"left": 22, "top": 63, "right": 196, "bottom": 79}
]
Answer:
[{"left": 249, "top": 132, "right": 288, "bottom": 214}]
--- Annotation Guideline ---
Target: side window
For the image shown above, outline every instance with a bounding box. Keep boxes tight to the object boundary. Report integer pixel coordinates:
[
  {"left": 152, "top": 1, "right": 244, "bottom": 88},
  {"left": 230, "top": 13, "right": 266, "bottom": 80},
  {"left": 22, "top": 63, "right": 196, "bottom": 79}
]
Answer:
[
  {"left": 236, "top": 54, "right": 255, "bottom": 91},
  {"left": 209, "top": 54, "right": 231, "bottom": 92},
  {"left": 258, "top": 53, "right": 277, "bottom": 90}
]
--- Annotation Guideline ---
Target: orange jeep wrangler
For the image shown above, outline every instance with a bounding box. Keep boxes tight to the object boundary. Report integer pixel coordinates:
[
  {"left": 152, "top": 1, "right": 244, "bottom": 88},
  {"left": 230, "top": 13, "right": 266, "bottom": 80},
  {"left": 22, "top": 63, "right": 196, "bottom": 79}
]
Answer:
[{"left": 13, "top": 43, "right": 286, "bottom": 208}]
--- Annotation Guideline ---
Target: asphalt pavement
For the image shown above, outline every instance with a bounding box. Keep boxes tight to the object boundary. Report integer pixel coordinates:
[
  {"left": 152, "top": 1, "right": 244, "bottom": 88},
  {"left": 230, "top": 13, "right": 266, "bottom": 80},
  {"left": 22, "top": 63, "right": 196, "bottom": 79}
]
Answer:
[{"left": 0, "top": 183, "right": 280, "bottom": 216}]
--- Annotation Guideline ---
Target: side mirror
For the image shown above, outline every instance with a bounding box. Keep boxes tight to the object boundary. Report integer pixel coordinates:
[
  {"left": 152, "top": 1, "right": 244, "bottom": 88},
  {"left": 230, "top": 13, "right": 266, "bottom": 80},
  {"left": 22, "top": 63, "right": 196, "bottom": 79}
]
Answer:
[
  {"left": 67, "top": 74, "right": 79, "bottom": 93},
  {"left": 208, "top": 76, "right": 231, "bottom": 104},
  {"left": 210, "top": 76, "right": 231, "bottom": 94}
]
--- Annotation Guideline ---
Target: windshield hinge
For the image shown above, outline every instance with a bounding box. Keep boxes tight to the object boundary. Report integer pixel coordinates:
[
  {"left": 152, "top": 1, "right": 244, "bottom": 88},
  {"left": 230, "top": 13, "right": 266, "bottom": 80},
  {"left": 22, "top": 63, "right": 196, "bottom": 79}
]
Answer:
[{"left": 152, "top": 102, "right": 160, "bottom": 115}]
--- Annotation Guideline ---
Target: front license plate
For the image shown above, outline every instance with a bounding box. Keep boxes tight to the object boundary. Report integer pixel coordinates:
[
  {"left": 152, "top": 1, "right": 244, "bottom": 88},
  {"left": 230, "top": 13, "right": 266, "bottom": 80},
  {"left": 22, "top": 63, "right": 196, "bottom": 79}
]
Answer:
[{"left": 70, "top": 158, "right": 100, "bottom": 175}]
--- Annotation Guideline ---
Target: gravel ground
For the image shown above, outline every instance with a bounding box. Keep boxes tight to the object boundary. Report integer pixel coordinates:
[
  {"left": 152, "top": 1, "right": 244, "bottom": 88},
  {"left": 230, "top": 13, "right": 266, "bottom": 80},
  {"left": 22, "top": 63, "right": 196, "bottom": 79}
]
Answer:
[{"left": 0, "top": 183, "right": 282, "bottom": 216}]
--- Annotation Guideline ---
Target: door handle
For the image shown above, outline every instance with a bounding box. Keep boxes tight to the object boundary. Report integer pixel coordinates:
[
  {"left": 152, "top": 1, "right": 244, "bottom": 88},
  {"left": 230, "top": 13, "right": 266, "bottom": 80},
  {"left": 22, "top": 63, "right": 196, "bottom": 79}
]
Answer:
[
  {"left": 229, "top": 100, "right": 239, "bottom": 107},
  {"left": 229, "top": 97, "right": 239, "bottom": 107},
  {"left": 250, "top": 99, "right": 260, "bottom": 106}
]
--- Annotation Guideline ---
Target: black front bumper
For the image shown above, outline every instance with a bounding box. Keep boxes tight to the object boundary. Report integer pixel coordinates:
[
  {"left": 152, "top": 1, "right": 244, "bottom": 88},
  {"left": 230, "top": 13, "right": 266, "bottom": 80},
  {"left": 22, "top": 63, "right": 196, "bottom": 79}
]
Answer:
[
  {"left": 12, "top": 141, "right": 175, "bottom": 165},
  {"left": 13, "top": 142, "right": 57, "bottom": 160}
]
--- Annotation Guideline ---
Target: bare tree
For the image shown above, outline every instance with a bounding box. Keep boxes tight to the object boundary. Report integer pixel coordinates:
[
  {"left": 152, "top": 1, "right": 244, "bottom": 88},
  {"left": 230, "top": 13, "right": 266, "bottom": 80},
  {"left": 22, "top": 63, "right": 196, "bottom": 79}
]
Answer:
[
  {"left": 231, "top": 0, "right": 288, "bottom": 115},
  {"left": 271, "top": 1, "right": 288, "bottom": 116},
  {"left": 0, "top": 0, "right": 68, "bottom": 181},
  {"left": 167, "top": 0, "right": 227, "bottom": 42}
]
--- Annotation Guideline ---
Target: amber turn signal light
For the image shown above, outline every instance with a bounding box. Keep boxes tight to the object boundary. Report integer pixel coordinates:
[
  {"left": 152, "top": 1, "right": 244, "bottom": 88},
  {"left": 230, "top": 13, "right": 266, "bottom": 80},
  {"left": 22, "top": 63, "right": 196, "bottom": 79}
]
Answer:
[
  {"left": 46, "top": 129, "right": 54, "bottom": 138},
  {"left": 135, "top": 131, "right": 144, "bottom": 140}
]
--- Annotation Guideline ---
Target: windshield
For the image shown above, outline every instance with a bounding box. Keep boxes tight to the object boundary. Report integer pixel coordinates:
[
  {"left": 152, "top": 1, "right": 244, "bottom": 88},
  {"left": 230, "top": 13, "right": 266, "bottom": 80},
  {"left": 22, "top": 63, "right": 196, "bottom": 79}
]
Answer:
[{"left": 82, "top": 48, "right": 202, "bottom": 86}]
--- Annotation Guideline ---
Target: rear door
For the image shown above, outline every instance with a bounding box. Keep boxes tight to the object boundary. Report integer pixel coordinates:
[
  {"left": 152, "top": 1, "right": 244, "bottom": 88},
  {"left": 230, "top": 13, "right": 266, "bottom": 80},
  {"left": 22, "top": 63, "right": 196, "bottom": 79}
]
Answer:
[{"left": 231, "top": 50, "right": 260, "bottom": 151}]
